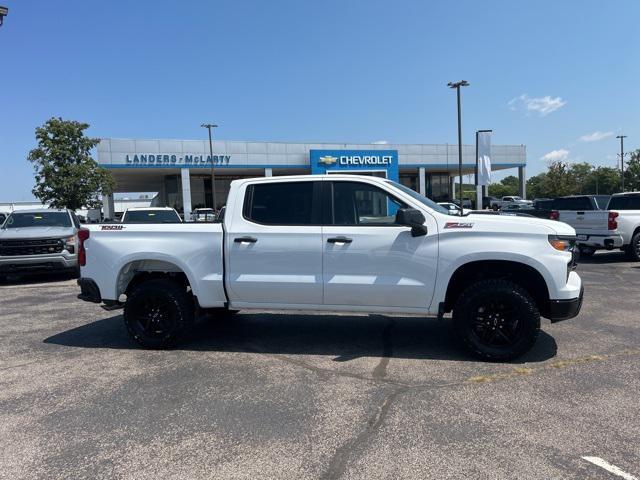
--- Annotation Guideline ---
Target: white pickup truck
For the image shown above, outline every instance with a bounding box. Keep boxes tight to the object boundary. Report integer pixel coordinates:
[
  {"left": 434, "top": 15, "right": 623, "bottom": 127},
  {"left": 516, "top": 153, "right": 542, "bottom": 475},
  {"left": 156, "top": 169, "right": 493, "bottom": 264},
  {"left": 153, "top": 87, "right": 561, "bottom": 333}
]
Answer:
[
  {"left": 77, "top": 175, "right": 583, "bottom": 360},
  {"left": 607, "top": 192, "right": 640, "bottom": 261},
  {"left": 550, "top": 195, "right": 622, "bottom": 257}
]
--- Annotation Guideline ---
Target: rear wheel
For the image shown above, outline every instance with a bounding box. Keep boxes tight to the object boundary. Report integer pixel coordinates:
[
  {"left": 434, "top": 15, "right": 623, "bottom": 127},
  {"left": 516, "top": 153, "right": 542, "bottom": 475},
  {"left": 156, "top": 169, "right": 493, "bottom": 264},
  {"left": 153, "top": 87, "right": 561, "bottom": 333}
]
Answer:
[
  {"left": 452, "top": 279, "right": 540, "bottom": 361},
  {"left": 124, "top": 278, "right": 194, "bottom": 348},
  {"left": 627, "top": 231, "right": 640, "bottom": 262},
  {"left": 578, "top": 246, "right": 596, "bottom": 258}
]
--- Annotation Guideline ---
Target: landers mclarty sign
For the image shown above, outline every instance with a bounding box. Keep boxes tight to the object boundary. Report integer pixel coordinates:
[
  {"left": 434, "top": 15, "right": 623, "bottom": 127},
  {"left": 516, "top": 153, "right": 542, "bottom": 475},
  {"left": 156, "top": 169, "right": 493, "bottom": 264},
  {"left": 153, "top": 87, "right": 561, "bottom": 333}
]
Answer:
[{"left": 125, "top": 154, "right": 231, "bottom": 165}]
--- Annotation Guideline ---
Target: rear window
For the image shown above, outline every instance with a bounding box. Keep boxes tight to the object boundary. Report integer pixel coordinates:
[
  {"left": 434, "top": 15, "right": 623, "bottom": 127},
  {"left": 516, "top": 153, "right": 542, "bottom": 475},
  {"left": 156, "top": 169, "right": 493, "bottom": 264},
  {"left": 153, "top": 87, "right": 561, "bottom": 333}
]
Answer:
[
  {"left": 554, "top": 197, "right": 593, "bottom": 210},
  {"left": 123, "top": 210, "right": 181, "bottom": 223},
  {"left": 3, "top": 211, "right": 72, "bottom": 228},
  {"left": 243, "top": 181, "right": 317, "bottom": 225},
  {"left": 608, "top": 195, "right": 640, "bottom": 210}
]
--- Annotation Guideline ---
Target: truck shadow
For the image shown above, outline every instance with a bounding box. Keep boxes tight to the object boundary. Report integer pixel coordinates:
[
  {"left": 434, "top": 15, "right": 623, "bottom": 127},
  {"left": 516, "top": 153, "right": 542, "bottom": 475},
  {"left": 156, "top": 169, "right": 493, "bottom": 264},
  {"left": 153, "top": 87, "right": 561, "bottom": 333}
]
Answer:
[
  {"left": 43, "top": 312, "right": 558, "bottom": 364},
  {"left": 578, "top": 251, "right": 631, "bottom": 264}
]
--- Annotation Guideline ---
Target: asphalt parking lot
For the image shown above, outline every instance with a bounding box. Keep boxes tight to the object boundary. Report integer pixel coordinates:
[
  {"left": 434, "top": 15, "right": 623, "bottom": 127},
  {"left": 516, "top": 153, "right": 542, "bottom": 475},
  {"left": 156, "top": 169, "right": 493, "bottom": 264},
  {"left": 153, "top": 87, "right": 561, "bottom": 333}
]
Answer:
[{"left": 1, "top": 252, "right": 639, "bottom": 480}]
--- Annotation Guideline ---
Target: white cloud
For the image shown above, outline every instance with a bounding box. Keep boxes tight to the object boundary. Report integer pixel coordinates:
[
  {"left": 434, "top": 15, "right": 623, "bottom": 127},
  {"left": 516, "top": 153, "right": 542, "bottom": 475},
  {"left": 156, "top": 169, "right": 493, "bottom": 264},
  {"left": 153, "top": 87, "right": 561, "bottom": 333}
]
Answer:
[
  {"left": 508, "top": 94, "right": 566, "bottom": 116},
  {"left": 371, "top": 140, "right": 388, "bottom": 145},
  {"left": 541, "top": 149, "right": 570, "bottom": 162},
  {"left": 579, "top": 131, "right": 614, "bottom": 142}
]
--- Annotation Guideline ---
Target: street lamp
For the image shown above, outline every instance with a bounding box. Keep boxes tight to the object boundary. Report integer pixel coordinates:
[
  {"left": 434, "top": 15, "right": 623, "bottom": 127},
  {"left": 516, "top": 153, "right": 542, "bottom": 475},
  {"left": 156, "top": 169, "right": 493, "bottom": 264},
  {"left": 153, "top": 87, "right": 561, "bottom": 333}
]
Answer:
[
  {"left": 448, "top": 80, "right": 469, "bottom": 216},
  {"left": 0, "top": 6, "right": 8, "bottom": 27},
  {"left": 201, "top": 123, "right": 218, "bottom": 211},
  {"left": 616, "top": 135, "right": 627, "bottom": 192}
]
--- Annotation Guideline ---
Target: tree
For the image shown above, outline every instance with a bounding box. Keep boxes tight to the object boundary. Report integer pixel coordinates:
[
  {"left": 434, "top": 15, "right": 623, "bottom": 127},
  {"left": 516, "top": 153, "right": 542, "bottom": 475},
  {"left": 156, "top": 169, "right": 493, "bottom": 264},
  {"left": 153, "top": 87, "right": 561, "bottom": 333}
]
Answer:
[
  {"left": 28, "top": 117, "right": 114, "bottom": 210},
  {"left": 488, "top": 175, "right": 519, "bottom": 198},
  {"left": 625, "top": 149, "right": 640, "bottom": 192}
]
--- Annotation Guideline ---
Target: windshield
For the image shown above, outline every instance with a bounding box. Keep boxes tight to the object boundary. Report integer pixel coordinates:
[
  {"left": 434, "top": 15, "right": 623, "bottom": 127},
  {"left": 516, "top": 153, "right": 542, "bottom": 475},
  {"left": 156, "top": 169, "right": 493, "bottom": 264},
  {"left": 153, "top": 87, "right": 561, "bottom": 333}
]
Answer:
[
  {"left": 3, "top": 211, "right": 72, "bottom": 229},
  {"left": 123, "top": 210, "right": 182, "bottom": 223},
  {"left": 384, "top": 180, "right": 454, "bottom": 215}
]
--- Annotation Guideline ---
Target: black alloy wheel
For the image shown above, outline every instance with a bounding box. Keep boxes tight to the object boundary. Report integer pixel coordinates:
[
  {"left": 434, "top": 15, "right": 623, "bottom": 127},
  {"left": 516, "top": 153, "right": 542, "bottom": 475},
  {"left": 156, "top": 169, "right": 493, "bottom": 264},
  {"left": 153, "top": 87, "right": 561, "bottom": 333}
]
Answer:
[
  {"left": 124, "top": 278, "right": 194, "bottom": 348},
  {"left": 453, "top": 279, "right": 540, "bottom": 361}
]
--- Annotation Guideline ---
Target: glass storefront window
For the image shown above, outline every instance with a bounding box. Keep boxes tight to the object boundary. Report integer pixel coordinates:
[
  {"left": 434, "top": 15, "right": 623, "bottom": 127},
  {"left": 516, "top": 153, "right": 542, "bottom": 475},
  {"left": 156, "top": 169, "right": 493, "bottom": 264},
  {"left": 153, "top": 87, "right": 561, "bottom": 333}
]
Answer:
[{"left": 427, "top": 173, "right": 451, "bottom": 202}]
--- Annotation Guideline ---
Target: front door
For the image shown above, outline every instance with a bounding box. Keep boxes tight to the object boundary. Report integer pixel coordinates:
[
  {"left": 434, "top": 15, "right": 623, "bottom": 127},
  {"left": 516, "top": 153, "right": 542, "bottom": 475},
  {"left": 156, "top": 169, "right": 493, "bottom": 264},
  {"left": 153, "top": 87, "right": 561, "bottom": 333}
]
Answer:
[
  {"left": 322, "top": 180, "right": 438, "bottom": 309},
  {"left": 226, "top": 180, "right": 323, "bottom": 306}
]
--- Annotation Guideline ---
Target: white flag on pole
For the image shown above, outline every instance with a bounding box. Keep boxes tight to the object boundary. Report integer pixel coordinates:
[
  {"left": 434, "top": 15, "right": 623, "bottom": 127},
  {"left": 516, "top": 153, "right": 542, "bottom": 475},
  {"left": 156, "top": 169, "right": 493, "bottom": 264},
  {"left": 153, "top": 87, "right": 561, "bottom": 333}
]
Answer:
[{"left": 477, "top": 131, "right": 492, "bottom": 186}]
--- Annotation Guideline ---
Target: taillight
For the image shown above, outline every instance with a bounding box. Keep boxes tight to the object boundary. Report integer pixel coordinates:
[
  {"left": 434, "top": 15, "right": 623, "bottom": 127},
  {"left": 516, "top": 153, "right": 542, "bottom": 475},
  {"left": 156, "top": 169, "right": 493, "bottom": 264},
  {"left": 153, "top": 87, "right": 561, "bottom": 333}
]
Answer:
[
  {"left": 78, "top": 228, "right": 90, "bottom": 266},
  {"left": 608, "top": 211, "right": 618, "bottom": 230},
  {"left": 550, "top": 210, "right": 559, "bottom": 220}
]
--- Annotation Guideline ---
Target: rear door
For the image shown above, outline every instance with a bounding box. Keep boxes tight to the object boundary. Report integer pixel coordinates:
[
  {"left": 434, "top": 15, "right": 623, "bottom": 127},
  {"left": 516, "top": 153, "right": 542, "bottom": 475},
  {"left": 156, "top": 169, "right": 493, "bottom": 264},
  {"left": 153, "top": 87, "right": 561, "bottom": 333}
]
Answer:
[
  {"left": 321, "top": 180, "right": 438, "bottom": 309},
  {"left": 225, "top": 180, "right": 323, "bottom": 306}
]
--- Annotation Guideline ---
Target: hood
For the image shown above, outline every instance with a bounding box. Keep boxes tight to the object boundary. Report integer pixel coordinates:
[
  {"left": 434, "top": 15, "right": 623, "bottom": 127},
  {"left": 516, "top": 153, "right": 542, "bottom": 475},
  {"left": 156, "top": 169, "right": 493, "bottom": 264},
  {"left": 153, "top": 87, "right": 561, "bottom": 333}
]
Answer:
[
  {"left": 461, "top": 213, "right": 576, "bottom": 236},
  {"left": 0, "top": 226, "right": 77, "bottom": 240}
]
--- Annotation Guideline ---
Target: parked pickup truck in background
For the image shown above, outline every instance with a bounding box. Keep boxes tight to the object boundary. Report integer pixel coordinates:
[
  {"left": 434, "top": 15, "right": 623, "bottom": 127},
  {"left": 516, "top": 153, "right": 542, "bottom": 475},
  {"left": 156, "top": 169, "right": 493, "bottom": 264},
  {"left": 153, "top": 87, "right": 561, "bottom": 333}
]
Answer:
[
  {"left": 550, "top": 195, "right": 622, "bottom": 257},
  {"left": 78, "top": 175, "right": 583, "bottom": 361},
  {"left": 121, "top": 207, "right": 182, "bottom": 224},
  {"left": 0, "top": 209, "right": 81, "bottom": 281},
  {"left": 607, "top": 192, "right": 640, "bottom": 261},
  {"left": 490, "top": 196, "right": 533, "bottom": 211}
]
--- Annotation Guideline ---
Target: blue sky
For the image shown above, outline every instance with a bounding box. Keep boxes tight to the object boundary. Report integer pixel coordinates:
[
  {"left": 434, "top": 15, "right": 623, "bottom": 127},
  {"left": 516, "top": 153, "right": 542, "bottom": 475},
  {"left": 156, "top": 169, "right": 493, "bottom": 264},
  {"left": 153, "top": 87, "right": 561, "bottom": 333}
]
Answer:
[{"left": 1, "top": 0, "right": 638, "bottom": 200}]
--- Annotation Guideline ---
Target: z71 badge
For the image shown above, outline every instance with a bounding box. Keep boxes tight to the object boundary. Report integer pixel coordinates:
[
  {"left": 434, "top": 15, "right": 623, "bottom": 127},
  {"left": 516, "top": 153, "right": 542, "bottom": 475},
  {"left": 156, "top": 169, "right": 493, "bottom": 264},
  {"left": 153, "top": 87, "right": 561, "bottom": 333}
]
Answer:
[{"left": 444, "top": 222, "right": 474, "bottom": 229}]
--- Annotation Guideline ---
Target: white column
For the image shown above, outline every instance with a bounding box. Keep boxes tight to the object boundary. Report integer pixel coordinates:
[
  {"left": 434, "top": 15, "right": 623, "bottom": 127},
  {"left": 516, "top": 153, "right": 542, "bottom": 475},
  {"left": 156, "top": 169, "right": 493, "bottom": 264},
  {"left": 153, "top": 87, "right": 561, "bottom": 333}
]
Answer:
[
  {"left": 181, "top": 168, "right": 192, "bottom": 222},
  {"left": 450, "top": 176, "right": 456, "bottom": 201},
  {"left": 476, "top": 185, "right": 483, "bottom": 211},
  {"left": 418, "top": 167, "right": 426, "bottom": 195},
  {"left": 518, "top": 166, "right": 526, "bottom": 199},
  {"left": 102, "top": 194, "right": 115, "bottom": 220},
  {"left": 264, "top": 168, "right": 273, "bottom": 177}
]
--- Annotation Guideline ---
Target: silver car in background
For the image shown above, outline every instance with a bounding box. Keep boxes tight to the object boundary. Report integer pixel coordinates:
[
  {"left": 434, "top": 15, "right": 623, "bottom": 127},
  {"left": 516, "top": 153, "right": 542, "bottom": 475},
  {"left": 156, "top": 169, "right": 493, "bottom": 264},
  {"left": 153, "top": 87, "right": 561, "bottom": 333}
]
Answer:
[{"left": 0, "top": 209, "right": 81, "bottom": 281}]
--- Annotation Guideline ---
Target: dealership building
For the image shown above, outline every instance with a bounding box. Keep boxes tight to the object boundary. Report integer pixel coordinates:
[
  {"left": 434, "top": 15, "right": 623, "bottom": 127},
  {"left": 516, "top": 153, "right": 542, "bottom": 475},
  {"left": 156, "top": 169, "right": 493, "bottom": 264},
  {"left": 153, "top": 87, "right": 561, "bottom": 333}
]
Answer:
[{"left": 97, "top": 138, "right": 527, "bottom": 219}]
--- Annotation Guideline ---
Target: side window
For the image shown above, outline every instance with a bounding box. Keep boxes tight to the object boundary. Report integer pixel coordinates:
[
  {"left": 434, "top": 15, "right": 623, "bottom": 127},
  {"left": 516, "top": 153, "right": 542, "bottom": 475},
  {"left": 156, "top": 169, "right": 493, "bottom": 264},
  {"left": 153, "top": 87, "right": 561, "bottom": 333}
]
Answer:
[
  {"left": 608, "top": 196, "right": 628, "bottom": 210},
  {"left": 243, "top": 181, "right": 318, "bottom": 225},
  {"left": 627, "top": 196, "right": 640, "bottom": 210},
  {"left": 329, "top": 181, "right": 407, "bottom": 226}
]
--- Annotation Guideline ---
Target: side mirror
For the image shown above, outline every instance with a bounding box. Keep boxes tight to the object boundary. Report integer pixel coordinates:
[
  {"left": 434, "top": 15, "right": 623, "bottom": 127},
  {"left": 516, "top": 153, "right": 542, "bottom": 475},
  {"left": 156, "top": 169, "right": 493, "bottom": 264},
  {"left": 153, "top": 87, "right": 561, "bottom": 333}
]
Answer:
[{"left": 395, "top": 208, "right": 428, "bottom": 237}]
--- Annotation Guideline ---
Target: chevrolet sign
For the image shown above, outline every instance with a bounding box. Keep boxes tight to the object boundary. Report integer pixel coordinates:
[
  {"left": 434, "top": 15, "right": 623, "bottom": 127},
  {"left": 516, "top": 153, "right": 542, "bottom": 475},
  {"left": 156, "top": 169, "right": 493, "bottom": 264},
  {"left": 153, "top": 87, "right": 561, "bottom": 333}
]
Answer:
[{"left": 310, "top": 149, "right": 399, "bottom": 181}]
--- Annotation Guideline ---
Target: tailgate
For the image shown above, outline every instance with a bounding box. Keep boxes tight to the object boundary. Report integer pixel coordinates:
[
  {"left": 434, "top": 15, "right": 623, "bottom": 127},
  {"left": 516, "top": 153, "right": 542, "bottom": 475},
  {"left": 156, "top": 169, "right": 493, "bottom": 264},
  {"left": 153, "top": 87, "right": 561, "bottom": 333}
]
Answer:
[{"left": 557, "top": 210, "right": 608, "bottom": 234}]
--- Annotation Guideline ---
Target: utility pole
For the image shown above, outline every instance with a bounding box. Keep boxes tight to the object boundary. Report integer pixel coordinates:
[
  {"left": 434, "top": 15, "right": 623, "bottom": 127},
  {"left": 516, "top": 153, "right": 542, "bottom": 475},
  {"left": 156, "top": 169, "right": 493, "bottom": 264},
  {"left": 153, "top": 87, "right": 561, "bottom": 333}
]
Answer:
[
  {"left": 448, "top": 80, "right": 469, "bottom": 216},
  {"left": 201, "top": 123, "right": 218, "bottom": 210},
  {"left": 616, "top": 135, "right": 627, "bottom": 192}
]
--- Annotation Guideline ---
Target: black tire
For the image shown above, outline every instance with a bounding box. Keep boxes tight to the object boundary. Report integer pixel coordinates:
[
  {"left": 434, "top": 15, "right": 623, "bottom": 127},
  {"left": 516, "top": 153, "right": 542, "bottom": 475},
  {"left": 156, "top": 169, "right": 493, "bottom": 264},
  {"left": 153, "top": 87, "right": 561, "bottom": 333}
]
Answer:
[
  {"left": 578, "top": 246, "right": 595, "bottom": 258},
  {"left": 452, "top": 279, "right": 540, "bottom": 361},
  {"left": 627, "top": 231, "right": 640, "bottom": 262},
  {"left": 492, "top": 205, "right": 499, "bottom": 211},
  {"left": 124, "top": 278, "right": 194, "bottom": 348}
]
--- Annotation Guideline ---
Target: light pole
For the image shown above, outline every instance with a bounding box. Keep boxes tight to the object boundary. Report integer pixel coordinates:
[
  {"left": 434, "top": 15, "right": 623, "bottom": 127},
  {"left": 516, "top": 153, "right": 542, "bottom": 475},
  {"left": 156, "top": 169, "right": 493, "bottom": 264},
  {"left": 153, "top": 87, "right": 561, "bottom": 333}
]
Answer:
[
  {"left": 201, "top": 123, "right": 218, "bottom": 211},
  {"left": 448, "top": 80, "right": 469, "bottom": 216},
  {"left": 475, "top": 129, "right": 492, "bottom": 210},
  {"left": 616, "top": 135, "right": 627, "bottom": 192},
  {"left": 0, "top": 6, "right": 8, "bottom": 27}
]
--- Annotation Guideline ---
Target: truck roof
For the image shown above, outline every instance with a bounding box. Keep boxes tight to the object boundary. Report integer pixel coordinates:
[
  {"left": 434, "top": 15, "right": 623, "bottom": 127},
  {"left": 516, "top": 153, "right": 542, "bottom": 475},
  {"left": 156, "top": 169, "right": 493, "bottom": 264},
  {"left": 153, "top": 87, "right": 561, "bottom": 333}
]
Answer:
[
  {"left": 6, "top": 208, "right": 70, "bottom": 214},
  {"left": 610, "top": 191, "right": 640, "bottom": 197},
  {"left": 231, "top": 174, "right": 392, "bottom": 187},
  {"left": 124, "top": 207, "right": 176, "bottom": 211}
]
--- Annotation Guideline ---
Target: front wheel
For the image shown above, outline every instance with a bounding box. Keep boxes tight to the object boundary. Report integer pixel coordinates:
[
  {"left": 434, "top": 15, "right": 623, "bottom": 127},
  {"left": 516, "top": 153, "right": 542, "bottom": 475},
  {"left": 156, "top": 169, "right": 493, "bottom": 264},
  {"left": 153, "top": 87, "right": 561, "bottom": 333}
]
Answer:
[
  {"left": 124, "top": 278, "right": 194, "bottom": 348},
  {"left": 453, "top": 279, "right": 540, "bottom": 361}
]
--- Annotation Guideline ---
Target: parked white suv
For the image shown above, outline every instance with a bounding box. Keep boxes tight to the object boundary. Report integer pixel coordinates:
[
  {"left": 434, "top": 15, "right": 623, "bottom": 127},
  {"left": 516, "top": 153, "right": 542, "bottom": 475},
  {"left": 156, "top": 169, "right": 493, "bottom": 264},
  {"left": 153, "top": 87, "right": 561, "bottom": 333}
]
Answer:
[
  {"left": 77, "top": 175, "right": 583, "bottom": 361},
  {"left": 607, "top": 192, "right": 640, "bottom": 261}
]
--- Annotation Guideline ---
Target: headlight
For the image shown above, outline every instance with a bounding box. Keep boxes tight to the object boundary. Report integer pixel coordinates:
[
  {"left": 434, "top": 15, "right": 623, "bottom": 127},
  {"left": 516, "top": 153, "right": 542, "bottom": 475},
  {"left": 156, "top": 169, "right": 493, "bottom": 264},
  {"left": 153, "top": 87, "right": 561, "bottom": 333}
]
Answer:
[
  {"left": 548, "top": 234, "right": 576, "bottom": 252},
  {"left": 63, "top": 235, "right": 77, "bottom": 253}
]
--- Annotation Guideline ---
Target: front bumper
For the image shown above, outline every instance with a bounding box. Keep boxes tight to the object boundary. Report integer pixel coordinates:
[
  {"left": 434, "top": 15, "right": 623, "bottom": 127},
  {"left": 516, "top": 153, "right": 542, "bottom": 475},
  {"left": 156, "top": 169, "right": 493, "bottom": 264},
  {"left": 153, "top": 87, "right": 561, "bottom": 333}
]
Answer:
[
  {"left": 0, "top": 253, "right": 77, "bottom": 274},
  {"left": 547, "top": 285, "right": 584, "bottom": 322}
]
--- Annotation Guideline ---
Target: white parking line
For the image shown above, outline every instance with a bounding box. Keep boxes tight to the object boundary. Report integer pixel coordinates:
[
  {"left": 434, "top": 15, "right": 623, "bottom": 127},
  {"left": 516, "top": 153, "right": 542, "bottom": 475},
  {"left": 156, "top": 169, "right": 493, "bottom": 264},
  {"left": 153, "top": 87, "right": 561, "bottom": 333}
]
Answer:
[{"left": 582, "top": 457, "right": 638, "bottom": 480}]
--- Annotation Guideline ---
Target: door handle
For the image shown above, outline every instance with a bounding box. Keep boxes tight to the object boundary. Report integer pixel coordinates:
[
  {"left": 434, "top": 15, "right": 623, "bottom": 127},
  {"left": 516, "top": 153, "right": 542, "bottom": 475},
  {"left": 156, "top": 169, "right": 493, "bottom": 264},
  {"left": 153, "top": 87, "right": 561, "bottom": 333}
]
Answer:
[
  {"left": 234, "top": 236, "right": 257, "bottom": 243},
  {"left": 327, "top": 236, "right": 352, "bottom": 244}
]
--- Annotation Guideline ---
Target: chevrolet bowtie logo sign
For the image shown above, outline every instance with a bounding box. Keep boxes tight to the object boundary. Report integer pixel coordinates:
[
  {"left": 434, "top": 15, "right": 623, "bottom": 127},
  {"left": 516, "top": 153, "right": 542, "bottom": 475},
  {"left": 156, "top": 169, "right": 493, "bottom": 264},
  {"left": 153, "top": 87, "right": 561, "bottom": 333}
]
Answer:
[{"left": 318, "top": 155, "right": 338, "bottom": 165}]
